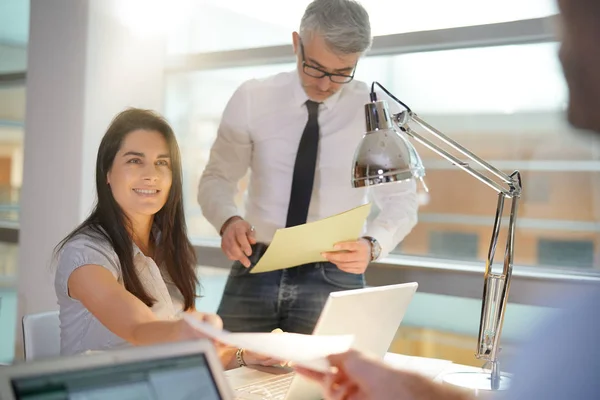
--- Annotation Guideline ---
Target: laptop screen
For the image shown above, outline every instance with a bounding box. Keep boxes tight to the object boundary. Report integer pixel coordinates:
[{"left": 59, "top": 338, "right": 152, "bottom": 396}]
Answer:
[{"left": 10, "top": 353, "right": 222, "bottom": 400}]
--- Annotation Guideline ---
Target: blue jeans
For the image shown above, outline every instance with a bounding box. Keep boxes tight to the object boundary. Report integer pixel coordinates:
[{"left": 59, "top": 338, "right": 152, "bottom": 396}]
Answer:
[{"left": 217, "top": 244, "right": 365, "bottom": 334}]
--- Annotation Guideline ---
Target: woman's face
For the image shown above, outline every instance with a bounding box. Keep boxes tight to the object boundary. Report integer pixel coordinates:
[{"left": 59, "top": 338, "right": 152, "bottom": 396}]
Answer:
[{"left": 107, "top": 129, "right": 172, "bottom": 220}]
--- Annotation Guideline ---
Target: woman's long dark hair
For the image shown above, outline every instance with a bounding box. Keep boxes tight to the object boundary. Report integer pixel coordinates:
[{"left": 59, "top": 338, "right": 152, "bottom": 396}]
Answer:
[{"left": 55, "top": 108, "right": 198, "bottom": 310}]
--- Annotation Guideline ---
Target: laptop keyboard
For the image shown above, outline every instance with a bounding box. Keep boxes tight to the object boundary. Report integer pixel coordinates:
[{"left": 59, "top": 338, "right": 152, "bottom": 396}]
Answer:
[{"left": 235, "top": 372, "right": 294, "bottom": 400}]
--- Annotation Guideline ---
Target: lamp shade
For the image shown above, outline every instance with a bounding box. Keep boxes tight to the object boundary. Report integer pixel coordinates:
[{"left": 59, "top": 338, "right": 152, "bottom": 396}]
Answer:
[{"left": 351, "top": 100, "right": 425, "bottom": 188}]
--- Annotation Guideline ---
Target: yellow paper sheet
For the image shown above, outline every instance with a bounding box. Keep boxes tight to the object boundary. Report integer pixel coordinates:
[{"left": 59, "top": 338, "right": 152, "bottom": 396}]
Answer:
[{"left": 250, "top": 203, "right": 372, "bottom": 274}]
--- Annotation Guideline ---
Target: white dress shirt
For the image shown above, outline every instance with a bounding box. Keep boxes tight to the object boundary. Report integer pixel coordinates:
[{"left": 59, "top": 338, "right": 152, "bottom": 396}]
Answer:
[{"left": 198, "top": 70, "right": 418, "bottom": 257}]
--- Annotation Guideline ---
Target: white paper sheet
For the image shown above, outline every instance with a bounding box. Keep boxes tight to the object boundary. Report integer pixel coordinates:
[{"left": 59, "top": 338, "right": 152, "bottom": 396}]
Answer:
[{"left": 183, "top": 315, "right": 353, "bottom": 373}]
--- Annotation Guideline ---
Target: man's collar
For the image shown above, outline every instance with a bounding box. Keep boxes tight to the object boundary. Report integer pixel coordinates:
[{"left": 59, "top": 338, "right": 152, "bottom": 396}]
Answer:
[{"left": 292, "top": 71, "right": 343, "bottom": 111}]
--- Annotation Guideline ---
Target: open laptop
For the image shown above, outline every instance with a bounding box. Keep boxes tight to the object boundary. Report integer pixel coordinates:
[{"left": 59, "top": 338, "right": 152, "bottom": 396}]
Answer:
[
  {"left": 0, "top": 339, "right": 234, "bottom": 400},
  {"left": 228, "top": 282, "right": 418, "bottom": 400}
]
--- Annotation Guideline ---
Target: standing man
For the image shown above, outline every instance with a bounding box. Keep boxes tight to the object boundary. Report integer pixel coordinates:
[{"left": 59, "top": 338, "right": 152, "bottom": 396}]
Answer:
[{"left": 198, "top": 0, "right": 418, "bottom": 334}]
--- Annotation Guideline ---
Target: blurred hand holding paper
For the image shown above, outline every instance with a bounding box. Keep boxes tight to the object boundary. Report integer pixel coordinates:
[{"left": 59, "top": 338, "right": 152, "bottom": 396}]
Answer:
[
  {"left": 251, "top": 203, "right": 372, "bottom": 274},
  {"left": 183, "top": 315, "right": 353, "bottom": 373}
]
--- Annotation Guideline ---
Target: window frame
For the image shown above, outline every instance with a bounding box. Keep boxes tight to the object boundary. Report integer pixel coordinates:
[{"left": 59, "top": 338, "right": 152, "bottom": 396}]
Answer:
[{"left": 167, "top": 15, "right": 600, "bottom": 304}]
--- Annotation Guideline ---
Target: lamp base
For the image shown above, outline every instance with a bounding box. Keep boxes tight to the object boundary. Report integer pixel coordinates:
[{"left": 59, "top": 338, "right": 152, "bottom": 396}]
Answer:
[{"left": 442, "top": 371, "right": 511, "bottom": 396}]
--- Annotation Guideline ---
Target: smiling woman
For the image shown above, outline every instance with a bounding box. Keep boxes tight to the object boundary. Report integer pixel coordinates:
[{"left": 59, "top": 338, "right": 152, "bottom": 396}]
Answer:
[
  {"left": 50, "top": 108, "right": 277, "bottom": 370},
  {"left": 53, "top": 109, "right": 203, "bottom": 351},
  {"left": 55, "top": 109, "right": 193, "bottom": 311}
]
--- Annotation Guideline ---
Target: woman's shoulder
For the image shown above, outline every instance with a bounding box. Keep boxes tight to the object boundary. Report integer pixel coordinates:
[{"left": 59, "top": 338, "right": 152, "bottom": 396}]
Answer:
[
  {"left": 61, "top": 226, "right": 114, "bottom": 254},
  {"left": 54, "top": 225, "right": 122, "bottom": 297},
  {"left": 56, "top": 226, "right": 120, "bottom": 273}
]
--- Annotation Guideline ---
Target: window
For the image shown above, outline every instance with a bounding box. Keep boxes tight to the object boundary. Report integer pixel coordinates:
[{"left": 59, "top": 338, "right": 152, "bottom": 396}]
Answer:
[
  {"left": 0, "top": 86, "right": 24, "bottom": 223},
  {"left": 538, "top": 239, "right": 595, "bottom": 269},
  {"left": 429, "top": 232, "right": 479, "bottom": 260},
  {"left": 166, "top": 41, "right": 600, "bottom": 272}
]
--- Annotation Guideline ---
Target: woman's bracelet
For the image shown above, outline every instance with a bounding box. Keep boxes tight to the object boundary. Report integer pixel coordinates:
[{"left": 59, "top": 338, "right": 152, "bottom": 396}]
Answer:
[{"left": 235, "top": 348, "right": 247, "bottom": 367}]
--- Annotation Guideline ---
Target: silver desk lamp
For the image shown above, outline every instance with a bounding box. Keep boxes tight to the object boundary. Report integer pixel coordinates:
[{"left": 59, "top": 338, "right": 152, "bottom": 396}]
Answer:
[{"left": 353, "top": 82, "right": 522, "bottom": 392}]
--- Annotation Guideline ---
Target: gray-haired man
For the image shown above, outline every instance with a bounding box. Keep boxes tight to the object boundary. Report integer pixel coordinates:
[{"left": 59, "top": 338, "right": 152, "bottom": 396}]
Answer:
[{"left": 198, "top": 0, "right": 418, "bottom": 334}]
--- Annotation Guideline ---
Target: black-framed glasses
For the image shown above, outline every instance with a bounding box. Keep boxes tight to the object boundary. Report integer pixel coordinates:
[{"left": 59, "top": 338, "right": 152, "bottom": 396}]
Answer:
[{"left": 299, "top": 39, "right": 356, "bottom": 84}]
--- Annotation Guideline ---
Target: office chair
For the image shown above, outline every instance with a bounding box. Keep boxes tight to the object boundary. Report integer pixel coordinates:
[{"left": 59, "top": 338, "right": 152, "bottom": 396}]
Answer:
[{"left": 22, "top": 310, "right": 60, "bottom": 361}]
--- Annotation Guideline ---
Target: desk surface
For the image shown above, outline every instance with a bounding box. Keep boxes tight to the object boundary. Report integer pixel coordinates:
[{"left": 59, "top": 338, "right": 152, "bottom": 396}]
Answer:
[
  {"left": 383, "top": 352, "right": 466, "bottom": 381},
  {"left": 385, "top": 353, "right": 507, "bottom": 395},
  {"left": 226, "top": 352, "right": 476, "bottom": 384}
]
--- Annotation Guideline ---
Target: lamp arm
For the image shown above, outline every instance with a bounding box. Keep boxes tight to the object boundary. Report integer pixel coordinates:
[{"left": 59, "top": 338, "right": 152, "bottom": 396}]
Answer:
[
  {"left": 395, "top": 111, "right": 521, "bottom": 198},
  {"left": 394, "top": 110, "right": 522, "bottom": 390}
]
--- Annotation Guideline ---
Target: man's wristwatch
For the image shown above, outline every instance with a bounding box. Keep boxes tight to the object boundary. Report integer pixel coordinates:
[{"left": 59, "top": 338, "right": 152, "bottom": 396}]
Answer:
[{"left": 363, "top": 236, "right": 382, "bottom": 261}]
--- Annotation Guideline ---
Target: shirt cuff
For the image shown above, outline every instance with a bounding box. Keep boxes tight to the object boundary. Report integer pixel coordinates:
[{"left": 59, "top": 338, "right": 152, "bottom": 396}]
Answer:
[{"left": 210, "top": 206, "right": 241, "bottom": 235}]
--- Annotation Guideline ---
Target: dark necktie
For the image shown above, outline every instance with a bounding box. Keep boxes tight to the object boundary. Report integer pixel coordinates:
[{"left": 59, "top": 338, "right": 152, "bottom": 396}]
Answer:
[{"left": 285, "top": 100, "right": 320, "bottom": 227}]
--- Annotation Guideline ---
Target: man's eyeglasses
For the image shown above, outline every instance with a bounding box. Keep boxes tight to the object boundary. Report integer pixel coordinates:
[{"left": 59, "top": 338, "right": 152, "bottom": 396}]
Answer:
[{"left": 299, "top": 39, "right": 356, "bottom": 84}]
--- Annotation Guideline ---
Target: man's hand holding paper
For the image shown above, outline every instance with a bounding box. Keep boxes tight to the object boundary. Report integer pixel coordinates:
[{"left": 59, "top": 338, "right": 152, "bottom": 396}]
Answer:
[
  {"left": 249, "top": 203, "right": 372, "bottom": 274},
  {"left": 321, "top": 238, "right": 372, "bottom": 274}
]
